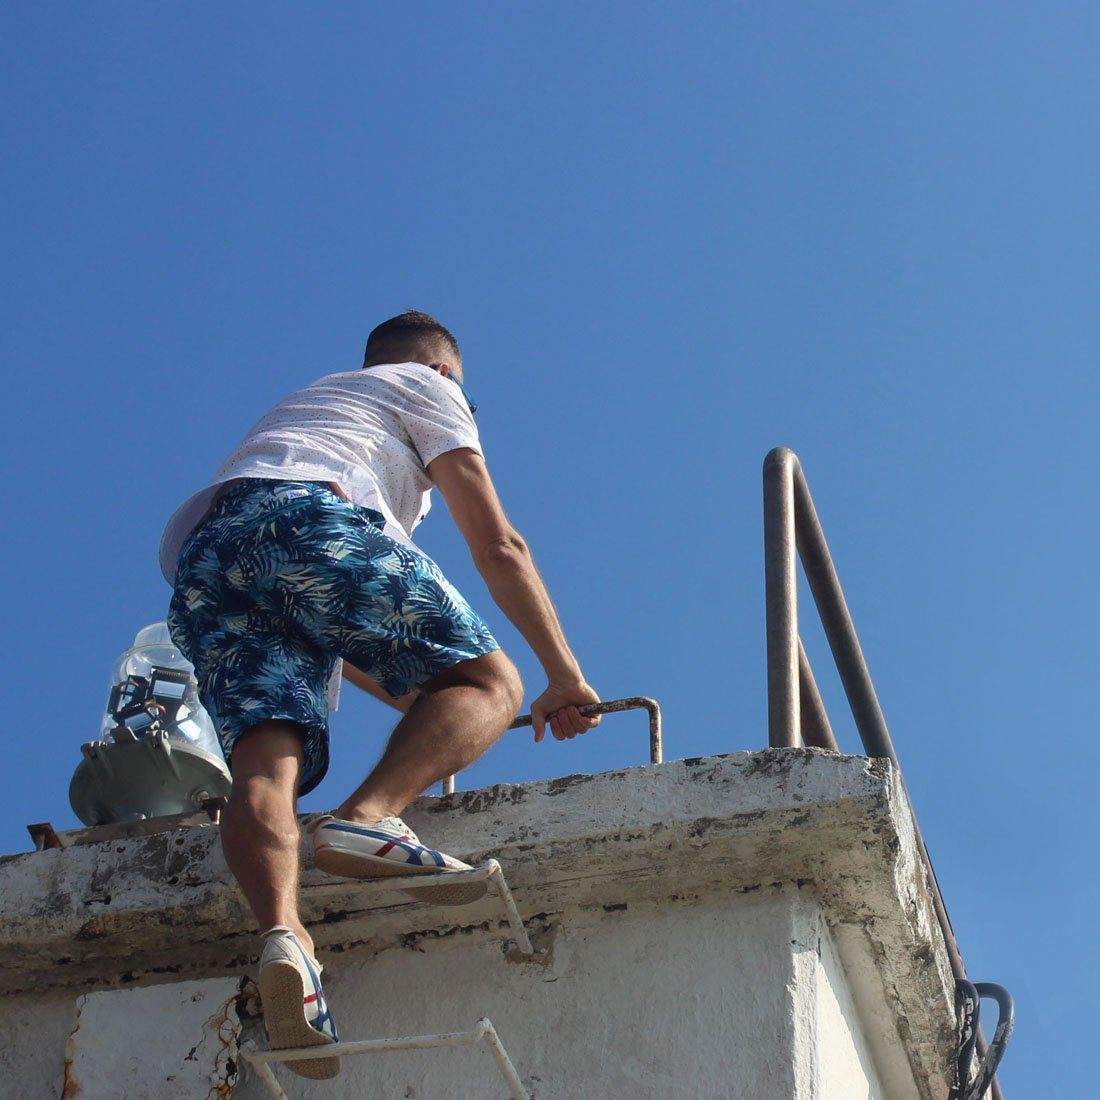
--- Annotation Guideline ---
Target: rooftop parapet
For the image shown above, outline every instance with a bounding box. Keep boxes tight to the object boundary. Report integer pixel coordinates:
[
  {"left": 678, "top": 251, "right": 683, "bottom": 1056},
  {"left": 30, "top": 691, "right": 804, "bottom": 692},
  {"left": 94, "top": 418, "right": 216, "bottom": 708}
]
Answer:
[{"left": 0, "top": 748, "right": 956, "bottom": 1096}]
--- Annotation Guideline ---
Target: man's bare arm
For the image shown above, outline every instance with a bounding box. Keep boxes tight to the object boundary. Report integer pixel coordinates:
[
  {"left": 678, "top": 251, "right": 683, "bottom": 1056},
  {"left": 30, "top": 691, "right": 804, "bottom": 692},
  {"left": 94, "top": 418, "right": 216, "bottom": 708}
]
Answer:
[
  {"left": 427, "top": 447, "right": 600, "bottom": 742},
  {"left": 341, "top": 662, "right": 420, "bottom": 713}
]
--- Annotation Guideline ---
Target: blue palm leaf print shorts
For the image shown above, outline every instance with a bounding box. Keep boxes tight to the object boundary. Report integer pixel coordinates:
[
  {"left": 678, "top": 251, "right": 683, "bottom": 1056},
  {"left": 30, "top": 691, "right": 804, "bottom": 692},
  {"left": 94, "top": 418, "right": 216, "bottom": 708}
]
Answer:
[{"left": 167, "top": 479, "right": 499, "bottom": 795}]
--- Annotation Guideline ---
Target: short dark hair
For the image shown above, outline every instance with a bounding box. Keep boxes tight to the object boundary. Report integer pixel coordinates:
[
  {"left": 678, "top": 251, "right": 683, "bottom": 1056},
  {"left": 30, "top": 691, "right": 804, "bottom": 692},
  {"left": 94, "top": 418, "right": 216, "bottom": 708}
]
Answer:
[{"left": 363, "top": 310, "right": 461, "bottom": 367}]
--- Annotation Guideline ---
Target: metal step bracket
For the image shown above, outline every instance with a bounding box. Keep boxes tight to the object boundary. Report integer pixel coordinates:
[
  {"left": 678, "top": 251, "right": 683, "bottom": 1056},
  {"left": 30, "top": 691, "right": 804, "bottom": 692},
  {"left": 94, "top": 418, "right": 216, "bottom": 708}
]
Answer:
[
  {"left": 243, "top": 861, "right": 536, "bottom": 1095},
  {"left": 240, "top": 1017, "right": 530, "bottom": 1099},
  {"left": 387, "top": 857, "right": 534, "bottom": 957}
]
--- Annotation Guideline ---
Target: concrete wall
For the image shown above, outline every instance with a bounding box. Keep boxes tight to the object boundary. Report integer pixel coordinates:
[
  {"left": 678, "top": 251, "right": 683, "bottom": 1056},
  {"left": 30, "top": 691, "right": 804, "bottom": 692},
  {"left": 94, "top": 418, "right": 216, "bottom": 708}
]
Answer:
[
  {"left": 804, "top": 905, "right": 889, "bottom": 1100},
  {"left": 0, "top": 988, "right": 76, "bottom": 1100},
  {"left": 239, "top": 887, "right": 813, "bottom": 1100},
  {"left": 0, "top": 886, "right": 898, "bottom": 1100}
]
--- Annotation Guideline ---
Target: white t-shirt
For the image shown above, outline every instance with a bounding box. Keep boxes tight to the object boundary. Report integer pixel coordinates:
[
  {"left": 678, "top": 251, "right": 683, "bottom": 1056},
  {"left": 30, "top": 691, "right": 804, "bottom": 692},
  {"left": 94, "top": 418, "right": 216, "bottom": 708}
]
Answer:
[{"left": 158, "top": 361, "right": 482, "bottom": 583}]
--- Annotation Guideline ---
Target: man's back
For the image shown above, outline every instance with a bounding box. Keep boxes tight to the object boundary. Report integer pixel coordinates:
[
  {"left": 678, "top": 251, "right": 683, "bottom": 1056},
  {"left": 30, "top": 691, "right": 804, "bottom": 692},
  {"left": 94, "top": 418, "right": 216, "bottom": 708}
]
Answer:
[{"left": 159, "top": 361, "right": 480, "bottom": 582}]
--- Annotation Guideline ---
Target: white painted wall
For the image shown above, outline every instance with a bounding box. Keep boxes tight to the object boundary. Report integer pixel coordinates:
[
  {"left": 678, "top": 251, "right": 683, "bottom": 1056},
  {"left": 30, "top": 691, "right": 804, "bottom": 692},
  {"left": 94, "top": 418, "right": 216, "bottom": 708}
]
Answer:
[
  {"left": 0, "top": 885, "right": 912, "bottom": 1100},
  {"left": 0, "top": 987, "right": 76, "bottom": 1100},
  {"left": 269, "top": 889, "right": 802, "bottom": 1100},
  {"left": 235, "top": 885, "right": 900, "bottom": 1100},
  {"left": 65, "top": 977, "right": 242, "bottom": 1099},
  {"left": 814, "top": 920, "right": 888, "bottom": 1100}
]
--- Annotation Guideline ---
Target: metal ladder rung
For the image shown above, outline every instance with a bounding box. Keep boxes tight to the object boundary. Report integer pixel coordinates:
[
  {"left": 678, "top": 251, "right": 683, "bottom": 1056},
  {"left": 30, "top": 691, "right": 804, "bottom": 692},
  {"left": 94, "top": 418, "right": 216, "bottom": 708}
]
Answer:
[
  {"left": 243, "top": 861, "right": 537, "bottom": 1096},
  {"left": 351, "top": 858, "right": 533, "bottom": 957},
  {"left": 240, "top": 1017, "right": 530, "bottom": 1099}
]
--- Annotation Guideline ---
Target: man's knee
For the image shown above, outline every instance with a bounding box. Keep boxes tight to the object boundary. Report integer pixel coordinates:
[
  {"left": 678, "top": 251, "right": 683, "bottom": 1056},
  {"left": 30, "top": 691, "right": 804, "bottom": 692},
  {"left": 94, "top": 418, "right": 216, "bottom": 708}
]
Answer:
[
  {"left": 491, "top": 652, "right": 524, "bottom": 717},
  {"left": 423, "top": 650, "right": 523, "bottom": 716},
  {"left": 469, "top": 651, "right": 523, "bottom": 716},
  {"left": 227, "top": 721, "right": 305, "bottom": 792}
]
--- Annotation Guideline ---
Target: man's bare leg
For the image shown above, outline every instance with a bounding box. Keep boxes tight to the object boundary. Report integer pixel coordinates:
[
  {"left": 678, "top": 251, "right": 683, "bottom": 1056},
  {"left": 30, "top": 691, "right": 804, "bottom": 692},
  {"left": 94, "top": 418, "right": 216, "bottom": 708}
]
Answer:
[
  {"left": 220, "top": 721, "right": 315, "bottom": 957},
  {"left": 335, "top": 649, "right": 523, "bottom": 824}
]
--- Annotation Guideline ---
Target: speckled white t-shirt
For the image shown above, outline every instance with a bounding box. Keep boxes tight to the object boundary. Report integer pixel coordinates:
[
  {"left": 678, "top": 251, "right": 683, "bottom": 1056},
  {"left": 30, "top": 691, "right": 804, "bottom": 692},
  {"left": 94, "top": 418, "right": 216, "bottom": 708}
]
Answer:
[{"left": 158, "top": 361, "right": 482, "bottom": 584}]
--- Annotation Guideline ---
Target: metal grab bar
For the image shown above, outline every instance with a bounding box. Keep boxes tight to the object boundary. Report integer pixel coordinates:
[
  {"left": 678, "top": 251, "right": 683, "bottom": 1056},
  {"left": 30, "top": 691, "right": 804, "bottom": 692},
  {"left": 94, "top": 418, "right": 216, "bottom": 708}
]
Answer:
[
  {"left": 441, "top": 697, "right": 662, "bottom": 796},
  {"left": 508, "top": 696, "right": 662, "bottom": 761},
  {"left": 763, "top": 447, "right": 1008, "bottom": 1100}
]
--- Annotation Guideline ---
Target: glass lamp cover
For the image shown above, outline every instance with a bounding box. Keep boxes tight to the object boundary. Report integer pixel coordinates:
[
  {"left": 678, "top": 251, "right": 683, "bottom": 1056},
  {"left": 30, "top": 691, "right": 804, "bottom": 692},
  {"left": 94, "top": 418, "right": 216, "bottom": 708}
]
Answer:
[{"left": 101, "top": 622, "right": 221, "bottom": 759}]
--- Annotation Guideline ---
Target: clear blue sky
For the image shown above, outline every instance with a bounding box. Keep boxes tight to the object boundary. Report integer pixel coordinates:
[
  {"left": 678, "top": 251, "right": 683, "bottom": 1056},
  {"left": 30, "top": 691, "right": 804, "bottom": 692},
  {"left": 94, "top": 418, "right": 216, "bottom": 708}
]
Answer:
[{"left": 2, "top": 5, "right": 1093, "bottom": 1094}]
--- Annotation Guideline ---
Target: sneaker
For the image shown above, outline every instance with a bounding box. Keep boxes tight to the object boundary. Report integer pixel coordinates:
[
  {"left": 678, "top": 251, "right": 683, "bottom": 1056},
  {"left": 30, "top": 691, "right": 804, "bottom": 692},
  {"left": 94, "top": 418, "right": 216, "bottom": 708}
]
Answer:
[
  {"left": 309, "top": 814, "right": 488, "bottom": 905},
  {"left": 258, "top": 926, "right": 340, "bottom": 1080}
]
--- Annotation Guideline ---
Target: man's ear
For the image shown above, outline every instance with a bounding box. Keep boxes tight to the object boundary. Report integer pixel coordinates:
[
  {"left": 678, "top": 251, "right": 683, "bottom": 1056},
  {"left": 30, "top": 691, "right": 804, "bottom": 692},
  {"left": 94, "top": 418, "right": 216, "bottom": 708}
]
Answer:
[{"left": 429, "top": 362, "right": 462, "bottom": 382}]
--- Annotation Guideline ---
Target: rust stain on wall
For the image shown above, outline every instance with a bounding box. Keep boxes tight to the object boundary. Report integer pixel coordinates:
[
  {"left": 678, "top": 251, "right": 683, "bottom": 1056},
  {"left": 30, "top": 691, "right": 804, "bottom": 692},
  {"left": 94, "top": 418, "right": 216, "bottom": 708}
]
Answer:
[{"left": 60, "top": 998, "right": 85, "bottom": 1099}]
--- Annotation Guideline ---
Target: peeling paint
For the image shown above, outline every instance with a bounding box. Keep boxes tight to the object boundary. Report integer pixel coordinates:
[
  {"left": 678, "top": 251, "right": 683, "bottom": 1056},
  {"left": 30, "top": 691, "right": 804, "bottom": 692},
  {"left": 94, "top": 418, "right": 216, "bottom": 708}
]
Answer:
[{"left": 200, "top": 984, "right": 241, "bottom": 1100}]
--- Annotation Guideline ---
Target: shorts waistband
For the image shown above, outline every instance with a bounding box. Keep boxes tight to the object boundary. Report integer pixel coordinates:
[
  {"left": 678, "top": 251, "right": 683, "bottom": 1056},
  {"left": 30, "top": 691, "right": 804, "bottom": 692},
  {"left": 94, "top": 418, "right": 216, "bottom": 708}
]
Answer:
[
  {"left": 208, "top": 478, "right": 387, "bottom": 530},
  {"left": 211, "top": 478, "right": 337, "bottom": 512}
]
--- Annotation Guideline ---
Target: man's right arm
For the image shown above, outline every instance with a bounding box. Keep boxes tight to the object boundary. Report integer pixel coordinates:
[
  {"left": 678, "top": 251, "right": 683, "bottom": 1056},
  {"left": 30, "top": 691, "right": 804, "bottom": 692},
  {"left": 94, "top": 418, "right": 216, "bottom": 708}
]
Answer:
[{"left": 427, "top": 447, "right": 600, "bottom": 743}]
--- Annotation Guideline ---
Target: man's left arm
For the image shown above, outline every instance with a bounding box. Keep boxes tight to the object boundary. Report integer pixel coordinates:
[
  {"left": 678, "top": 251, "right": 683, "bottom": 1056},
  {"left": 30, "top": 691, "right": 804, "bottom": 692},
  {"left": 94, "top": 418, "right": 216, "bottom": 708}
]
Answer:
[{"left": 342, "top": 662, "right": 421, "bottom": 713}]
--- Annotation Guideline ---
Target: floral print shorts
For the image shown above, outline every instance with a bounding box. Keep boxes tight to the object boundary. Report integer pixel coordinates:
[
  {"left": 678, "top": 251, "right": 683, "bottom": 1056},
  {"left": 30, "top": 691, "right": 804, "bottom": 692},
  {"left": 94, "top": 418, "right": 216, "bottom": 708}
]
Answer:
[{"left": 167, "top": 479, "right": 499, "bottom": 795}]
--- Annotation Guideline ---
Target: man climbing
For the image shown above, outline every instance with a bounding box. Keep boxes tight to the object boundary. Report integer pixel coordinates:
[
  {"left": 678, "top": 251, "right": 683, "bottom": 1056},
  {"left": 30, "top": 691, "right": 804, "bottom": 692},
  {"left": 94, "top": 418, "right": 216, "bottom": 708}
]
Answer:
[{"left": 160, "top": 311, "right": 600, "bottom": 1078}]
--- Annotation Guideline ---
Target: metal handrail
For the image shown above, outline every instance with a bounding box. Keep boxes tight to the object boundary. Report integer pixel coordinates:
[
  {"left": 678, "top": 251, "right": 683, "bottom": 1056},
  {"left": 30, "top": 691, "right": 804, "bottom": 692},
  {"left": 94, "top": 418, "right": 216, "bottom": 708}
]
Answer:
[
  {"left": 441, "top": 697, "right": 662, "bottom": 795},
  {"left": 763, "top": 447, "right": 1008, "bottom": 1100}
]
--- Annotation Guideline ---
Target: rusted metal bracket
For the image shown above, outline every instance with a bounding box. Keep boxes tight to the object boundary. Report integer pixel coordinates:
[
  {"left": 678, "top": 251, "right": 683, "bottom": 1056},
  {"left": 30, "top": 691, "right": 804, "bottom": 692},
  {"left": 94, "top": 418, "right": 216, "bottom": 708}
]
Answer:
[
  {"left": 202, "top": 795, "right": 229, "bottom": 823},
  {"left": 26, "top": 822, "right": 67, "bottom": 851},
  {"left": 27, "top": 807, "right": 229, "bottom": 854}
]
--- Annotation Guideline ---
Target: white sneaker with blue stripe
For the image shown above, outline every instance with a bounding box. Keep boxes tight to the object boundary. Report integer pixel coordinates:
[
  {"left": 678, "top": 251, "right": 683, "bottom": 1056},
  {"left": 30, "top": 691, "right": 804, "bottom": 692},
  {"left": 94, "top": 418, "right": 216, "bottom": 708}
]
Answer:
[
  {"left": 309, "top": 814, "right": 488, "bottom": 905},
  {"left": 258, "top": 926, "right": 340, "bottom": 1080}
]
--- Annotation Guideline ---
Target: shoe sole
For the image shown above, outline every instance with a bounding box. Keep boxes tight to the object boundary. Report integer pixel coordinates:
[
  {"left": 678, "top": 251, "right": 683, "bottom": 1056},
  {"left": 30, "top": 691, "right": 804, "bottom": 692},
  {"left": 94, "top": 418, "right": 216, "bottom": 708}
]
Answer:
[
  {"left": 314, "top": 843, "right": 489, "bottom": 905},
  {"left": 258, "top": 960, "right": 340, "bottom": 1080}
]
